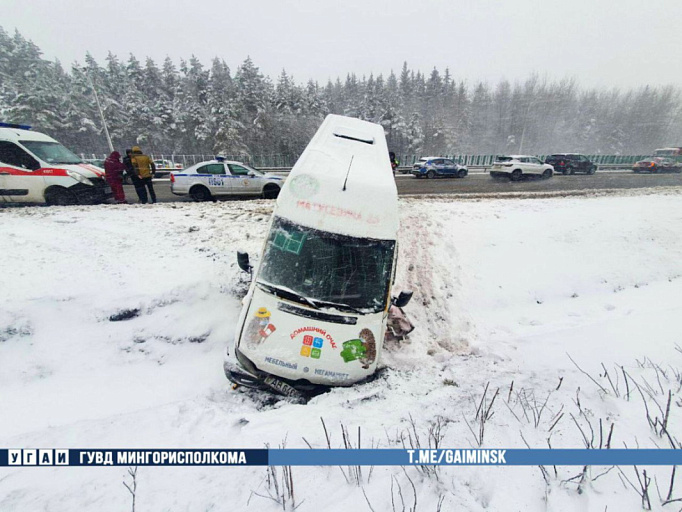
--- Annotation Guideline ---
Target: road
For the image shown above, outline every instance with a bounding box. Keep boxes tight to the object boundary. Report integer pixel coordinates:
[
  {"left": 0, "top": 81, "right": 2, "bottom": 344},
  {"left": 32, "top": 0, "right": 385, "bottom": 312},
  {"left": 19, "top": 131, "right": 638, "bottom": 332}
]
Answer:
[{"left": 131, "top": 170, "right": 682, "bottom": 203}]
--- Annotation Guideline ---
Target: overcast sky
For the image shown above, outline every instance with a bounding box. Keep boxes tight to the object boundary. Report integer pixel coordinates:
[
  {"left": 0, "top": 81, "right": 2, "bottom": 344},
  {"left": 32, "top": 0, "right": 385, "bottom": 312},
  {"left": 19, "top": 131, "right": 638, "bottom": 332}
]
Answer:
[{"left": 5, "top": 0, "right": 682, "bottom": 89}]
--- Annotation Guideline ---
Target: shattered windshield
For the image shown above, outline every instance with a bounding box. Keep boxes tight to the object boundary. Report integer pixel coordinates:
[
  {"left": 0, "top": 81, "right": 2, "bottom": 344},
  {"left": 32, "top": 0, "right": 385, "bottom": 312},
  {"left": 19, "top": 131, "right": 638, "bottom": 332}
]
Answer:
[
  {"left": 20, "top": 141, "right": 82, "bottom": 165},
  {"left": 258, "top": 216, "right": 395, "bottom": 313}
]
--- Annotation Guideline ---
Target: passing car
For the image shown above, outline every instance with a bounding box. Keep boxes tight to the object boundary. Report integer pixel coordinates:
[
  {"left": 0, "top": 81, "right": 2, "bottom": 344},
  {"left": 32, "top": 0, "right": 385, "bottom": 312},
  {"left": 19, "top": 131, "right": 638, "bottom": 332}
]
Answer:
[
  {"left": 632, "top": 157, "right": 681, "bottom": 173},
  {"left": 0, "top": 122, "right": 112, "bottom": 205},
  {"left": 152, "top": 159, "right": 182, "bottom": 179},
  {"left": 170, "top": 158, "right": 284, "bottom": 201},
  {"left": 490, "top": 155, "right": 554, "bottom": 181},
  {"left": 544, "top": 153, "right": 596, "bottom": 175},
  {"left": 153, "top": 159, "right": 182, "bottom": 170},
  {"left": 653, "top": 148, "right": 682, "bottom": 160},
  {"left": 411, "top": 157, "right": 468, "bottom": 179}
]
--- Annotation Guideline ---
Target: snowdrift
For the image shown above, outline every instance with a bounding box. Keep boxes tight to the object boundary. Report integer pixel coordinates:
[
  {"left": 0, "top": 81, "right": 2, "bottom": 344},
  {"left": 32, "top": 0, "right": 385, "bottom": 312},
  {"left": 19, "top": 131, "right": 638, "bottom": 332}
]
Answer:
[{"left": 1, "top": 191, "right": 682, "bottom": 511}]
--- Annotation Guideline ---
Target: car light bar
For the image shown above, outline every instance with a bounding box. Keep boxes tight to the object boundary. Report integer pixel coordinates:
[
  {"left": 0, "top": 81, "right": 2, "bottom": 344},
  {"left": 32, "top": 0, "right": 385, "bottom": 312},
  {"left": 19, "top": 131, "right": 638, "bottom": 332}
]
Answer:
[{"left": 0, "top": 122, "right": 32, "bottom": 130}]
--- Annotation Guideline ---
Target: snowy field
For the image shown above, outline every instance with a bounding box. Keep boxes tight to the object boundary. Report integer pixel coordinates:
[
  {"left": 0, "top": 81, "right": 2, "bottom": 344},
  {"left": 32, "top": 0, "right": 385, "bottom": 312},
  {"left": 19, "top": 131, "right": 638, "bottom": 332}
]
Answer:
[{"left": 2, "top": 190, "right": 682, "bottom": 511}]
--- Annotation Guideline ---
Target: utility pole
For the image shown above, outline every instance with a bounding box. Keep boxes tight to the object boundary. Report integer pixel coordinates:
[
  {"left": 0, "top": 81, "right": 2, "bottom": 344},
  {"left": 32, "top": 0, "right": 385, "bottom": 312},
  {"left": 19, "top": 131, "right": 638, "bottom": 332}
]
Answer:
[
  {"left": 84, "top": 69, "right": 114, "bottom": 153},
  {"left": 518, "top": 99, "right": 533, "bottom": 154}
]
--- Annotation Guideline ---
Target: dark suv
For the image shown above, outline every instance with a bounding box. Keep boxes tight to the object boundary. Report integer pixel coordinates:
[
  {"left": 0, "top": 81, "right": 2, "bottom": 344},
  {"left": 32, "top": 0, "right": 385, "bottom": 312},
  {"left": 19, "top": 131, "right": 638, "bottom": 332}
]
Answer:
[{"left": 544, "top": 154, "right": 597, "bottom": 175}]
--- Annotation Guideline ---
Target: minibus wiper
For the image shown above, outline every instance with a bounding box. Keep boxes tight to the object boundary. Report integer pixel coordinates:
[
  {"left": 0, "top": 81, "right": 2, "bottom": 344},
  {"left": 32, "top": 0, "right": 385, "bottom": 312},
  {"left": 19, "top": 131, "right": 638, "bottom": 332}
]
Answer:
[
  {"left": 256, "top": 281, "right": 320, "bottom": 310},
  {"left": 306, "top": 298, "right": 363, "bottom": 315}
]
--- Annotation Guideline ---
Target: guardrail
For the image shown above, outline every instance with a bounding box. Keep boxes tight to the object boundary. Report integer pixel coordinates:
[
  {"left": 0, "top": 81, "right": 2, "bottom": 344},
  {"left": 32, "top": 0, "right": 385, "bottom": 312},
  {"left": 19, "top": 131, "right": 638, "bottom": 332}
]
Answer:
[
  {"left": 257, "top": 163, "right": 637, "bottom": 175},
  {"left": 395, "top": 155, "right": 652, "bottom": 166},
  {"left": 80, "top": 153, "right": 654, "bottom": 169}
]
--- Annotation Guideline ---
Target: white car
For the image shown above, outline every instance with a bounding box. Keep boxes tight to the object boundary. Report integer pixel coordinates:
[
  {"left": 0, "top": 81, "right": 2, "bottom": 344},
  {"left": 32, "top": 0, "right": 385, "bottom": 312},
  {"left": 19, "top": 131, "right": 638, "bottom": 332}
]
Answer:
[
  {"left": 490, "top": 155, "right": 554, "bottom": 181},
  {"left": 153, "top": 159, "right": 182, "bottom": 170},
  {"left": 0, "top": 122, "right": 112, "bottom": 205},
  {"left": 170, "top": 159, "right": 284, "bottom": 201}
]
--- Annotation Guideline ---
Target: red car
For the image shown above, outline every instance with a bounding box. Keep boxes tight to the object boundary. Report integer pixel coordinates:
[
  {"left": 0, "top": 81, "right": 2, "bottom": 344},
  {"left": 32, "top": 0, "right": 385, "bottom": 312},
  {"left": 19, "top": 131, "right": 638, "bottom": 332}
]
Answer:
[{"left": 633, "top": 157, "right": 681, "bottom": 173}]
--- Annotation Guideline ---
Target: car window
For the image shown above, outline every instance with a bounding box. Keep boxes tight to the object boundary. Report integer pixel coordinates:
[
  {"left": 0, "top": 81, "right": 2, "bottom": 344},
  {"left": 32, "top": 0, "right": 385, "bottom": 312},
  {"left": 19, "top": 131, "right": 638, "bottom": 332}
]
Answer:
[
  {"left": 519, "top": 157, "right": 528, "bottom": 163},
  {"left": 228, "top": 164, "right": 251, "bottom": 176},
  {"left": 196, "top": 164, "right": 225, "bottom": 175},
  {"left": 0, "top": 141, "right": 40, "bottom": 170},
  {"left": 207, "top": 164, "right": 226, "bottom": 175},
  {"left": 532, "top": 157, "right": 543, "bottom": 164},
  {"left": 444, "top": 159, "right": 454, "bottom": 166}
]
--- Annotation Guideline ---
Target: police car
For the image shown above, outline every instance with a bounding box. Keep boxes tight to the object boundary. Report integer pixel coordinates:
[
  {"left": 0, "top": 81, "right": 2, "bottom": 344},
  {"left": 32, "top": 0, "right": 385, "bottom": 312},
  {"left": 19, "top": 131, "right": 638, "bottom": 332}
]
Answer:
[
  {"left": 170, "top": 158, "right": 284, "bottom": 201},
  {"left": 0, "top": 122, "right": 112, "bottom": 205}
]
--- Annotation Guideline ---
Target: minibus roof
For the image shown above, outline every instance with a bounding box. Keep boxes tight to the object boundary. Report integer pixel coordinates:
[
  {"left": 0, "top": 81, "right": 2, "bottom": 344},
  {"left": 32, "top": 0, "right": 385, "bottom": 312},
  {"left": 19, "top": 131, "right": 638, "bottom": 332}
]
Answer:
[{"left": 275, "top": 115, "right": 399, "bottom": 240}]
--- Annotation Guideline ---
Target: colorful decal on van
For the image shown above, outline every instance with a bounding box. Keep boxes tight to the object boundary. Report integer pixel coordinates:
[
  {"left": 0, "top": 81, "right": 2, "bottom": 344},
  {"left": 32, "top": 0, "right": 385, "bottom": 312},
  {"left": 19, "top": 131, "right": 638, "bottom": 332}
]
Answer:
[
  {"left": 299, "top": 335, "right": 324, "bottom": 359},
  {"left": 244, "top": 307, "right": 277, "bottom": 348},
  {"left": 289, "top": 327, "right": 337, "bottom": 349},
  {"left": 339, "top": 328, "right": 376, "bottom": 368},
  {"left": 340, "top": 339, "right": 365, "bottom": 363}
]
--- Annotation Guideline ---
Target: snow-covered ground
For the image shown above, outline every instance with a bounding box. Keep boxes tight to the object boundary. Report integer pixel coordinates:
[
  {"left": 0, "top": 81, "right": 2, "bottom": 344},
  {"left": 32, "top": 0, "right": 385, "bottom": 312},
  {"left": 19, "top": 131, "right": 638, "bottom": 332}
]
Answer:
[{"left": 1, "top": 190, "right": 682, "bottom": 511}]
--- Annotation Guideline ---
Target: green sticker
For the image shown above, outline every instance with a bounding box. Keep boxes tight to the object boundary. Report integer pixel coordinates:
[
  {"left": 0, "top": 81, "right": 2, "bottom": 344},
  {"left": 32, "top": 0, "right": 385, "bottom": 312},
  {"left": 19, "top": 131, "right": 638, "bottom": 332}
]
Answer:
[
  {"left": 272, "top": 229, "right": 306, "bottom": 255},
  {"left": 284, "top": 231, "right": 306, "bottom": 254},
  {"left": 311, "top": 348, "right": 321, "bottom": 359},
  {"left": 340, "top": 339, "right": 366, "bottom": 363}
]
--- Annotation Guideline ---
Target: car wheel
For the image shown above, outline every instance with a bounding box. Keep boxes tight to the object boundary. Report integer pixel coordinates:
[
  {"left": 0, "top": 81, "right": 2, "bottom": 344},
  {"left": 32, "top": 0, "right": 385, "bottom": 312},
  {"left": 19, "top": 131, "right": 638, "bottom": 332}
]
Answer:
[
  {"left": 542, "top": 169, "right": 553, "bottom": 179},
  {"left": 190, "top": 185, "right": 212, "bottom": 202},
  {"left": 511, "top": 170, "right": 522, "bottom": 182},
  {"left": 45, "top": 187, "right": 77, "bottom": 206},
  {"left": 587, "top": 166, "right": 596, "bottom": 175},
  {"left": 427, "top": 170, "right": 437, "bottom": 179},
  {"left": 457, "top": 169, "right": 467, "bottom": 178},
  {"left": 262, "top": 184, "right": 280, "bottom": 199}
]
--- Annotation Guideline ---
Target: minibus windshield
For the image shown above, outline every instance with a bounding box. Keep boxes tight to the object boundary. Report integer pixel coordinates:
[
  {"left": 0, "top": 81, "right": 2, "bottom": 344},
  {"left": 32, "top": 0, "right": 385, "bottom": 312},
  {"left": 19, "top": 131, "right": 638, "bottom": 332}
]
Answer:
[
  {"left": 258, "top": 217, "right": 395, "bottom": 313},
  {"left": 20, "top": 141, "right": 82, "bottom": 165}
]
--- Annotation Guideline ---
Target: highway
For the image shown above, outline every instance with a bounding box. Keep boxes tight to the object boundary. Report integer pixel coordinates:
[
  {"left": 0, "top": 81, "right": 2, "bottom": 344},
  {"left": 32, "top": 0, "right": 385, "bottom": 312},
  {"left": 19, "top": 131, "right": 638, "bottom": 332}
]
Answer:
[{"left": 133, "top": 170, "right": 682, "bottom": 203}]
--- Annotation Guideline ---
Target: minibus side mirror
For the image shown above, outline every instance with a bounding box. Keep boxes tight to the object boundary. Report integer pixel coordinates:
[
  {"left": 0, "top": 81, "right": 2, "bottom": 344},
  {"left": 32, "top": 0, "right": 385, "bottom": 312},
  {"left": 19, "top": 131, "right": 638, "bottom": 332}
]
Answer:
[
  {"left": 237, "top": 251, "right": 252, "bottom": 273},
  {"left": 392, "top": 290, "right": 413, "bottom": 308}
]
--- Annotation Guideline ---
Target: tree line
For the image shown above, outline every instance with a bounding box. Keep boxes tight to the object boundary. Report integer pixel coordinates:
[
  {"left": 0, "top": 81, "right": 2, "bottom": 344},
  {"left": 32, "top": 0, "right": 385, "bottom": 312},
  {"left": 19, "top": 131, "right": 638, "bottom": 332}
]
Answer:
[{"left": 1, "top": 26, "right": 681, "bottom": 158}]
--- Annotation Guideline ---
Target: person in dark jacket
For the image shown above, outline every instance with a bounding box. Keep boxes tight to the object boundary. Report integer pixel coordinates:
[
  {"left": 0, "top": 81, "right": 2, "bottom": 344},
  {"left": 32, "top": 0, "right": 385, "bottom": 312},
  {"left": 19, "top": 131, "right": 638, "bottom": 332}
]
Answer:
[
  {"left": 389, "top": 151, "right": 399, "bottom": 173},
  {"left": 104, "top": 151, "right": 126, "bottom": 203},
  {"left": 130, "top": 145, "right": 157, "bottom": 204}
]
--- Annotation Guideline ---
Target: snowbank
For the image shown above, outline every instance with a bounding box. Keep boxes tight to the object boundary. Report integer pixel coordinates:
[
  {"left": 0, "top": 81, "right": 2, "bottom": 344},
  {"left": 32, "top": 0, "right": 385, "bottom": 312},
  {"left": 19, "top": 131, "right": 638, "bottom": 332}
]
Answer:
[{"left": 1, "top": 191, "right": 682, "bottom": 511}]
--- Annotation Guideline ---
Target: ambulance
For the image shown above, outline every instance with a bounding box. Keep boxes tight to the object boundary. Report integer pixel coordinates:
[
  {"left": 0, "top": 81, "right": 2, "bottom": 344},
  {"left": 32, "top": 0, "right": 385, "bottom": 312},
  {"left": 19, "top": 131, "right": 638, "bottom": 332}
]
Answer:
[
  {"left": 0, "top": 123, "right": 112, "bottom": 205},
  {"left": 225, "top": 114, "right": 412, "bottom": 400}
]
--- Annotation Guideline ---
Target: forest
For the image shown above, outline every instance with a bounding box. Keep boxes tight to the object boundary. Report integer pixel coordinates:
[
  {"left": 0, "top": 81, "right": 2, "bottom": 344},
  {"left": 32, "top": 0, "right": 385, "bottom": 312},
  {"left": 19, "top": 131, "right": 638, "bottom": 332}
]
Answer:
[{"left": 1, "top": 26, "right": 680, "bottom": 159}]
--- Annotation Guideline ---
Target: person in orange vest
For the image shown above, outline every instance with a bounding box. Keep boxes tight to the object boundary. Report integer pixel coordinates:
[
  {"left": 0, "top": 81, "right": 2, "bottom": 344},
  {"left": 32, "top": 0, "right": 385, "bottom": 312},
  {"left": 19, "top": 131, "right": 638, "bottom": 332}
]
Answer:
[{"left": 130, "top": 146, "right": 157, "bottom": 204}]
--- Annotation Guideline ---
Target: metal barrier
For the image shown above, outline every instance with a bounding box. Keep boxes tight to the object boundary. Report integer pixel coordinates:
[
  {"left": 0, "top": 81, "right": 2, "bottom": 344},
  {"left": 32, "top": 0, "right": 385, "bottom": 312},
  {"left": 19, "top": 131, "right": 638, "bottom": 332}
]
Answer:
[{"left": 80, "top": 153, "right": 654, "bottom": 169}]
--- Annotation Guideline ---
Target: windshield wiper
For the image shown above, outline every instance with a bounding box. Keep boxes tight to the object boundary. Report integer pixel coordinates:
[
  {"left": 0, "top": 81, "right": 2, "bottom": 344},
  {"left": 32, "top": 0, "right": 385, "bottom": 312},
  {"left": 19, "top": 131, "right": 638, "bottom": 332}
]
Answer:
[
  {"left": 306, "top": 298, "right": 363, "bottom": 315},
  {"left": 256, "top": 282, "right": 320, "bottom": 310}
]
